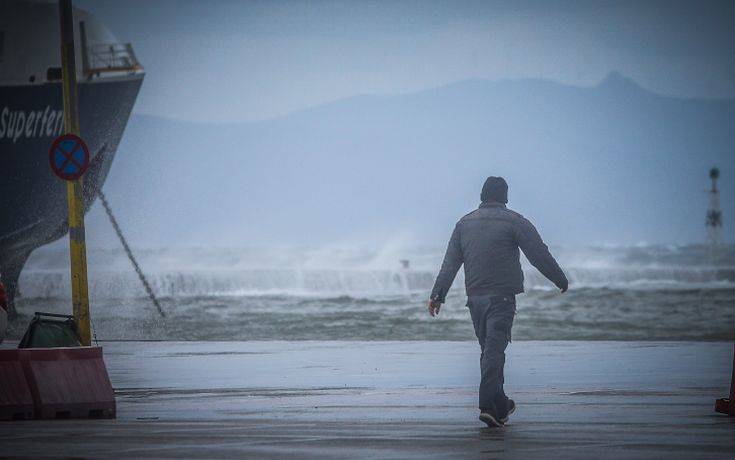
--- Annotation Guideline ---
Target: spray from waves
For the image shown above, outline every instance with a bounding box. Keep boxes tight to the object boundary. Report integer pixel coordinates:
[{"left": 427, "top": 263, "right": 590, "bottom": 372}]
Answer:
[
  {"left": 19, "top": 268, "right": 434, "bottom": 300},
  {"left": 9, "top": 244, "right": 735, "bottom": 341},
  {"left": 16, "top": 244, "right": 735, "bottom": 300}
]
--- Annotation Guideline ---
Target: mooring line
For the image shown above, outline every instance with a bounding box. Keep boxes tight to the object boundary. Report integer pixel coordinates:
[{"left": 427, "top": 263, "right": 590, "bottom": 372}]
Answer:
[{"left": 98, "top": 190, "right": 166, "bottom": 317}]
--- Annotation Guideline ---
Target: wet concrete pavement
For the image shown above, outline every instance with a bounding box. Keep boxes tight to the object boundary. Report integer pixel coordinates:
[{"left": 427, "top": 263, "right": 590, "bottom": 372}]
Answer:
[{"left": 1, "top": 341, "right": 734, "bottom": 458}]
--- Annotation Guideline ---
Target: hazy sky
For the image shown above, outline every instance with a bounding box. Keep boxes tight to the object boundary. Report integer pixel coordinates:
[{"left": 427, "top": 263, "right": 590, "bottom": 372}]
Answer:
[
  {"left": 61, "top": 0, "right": 735, "bottom": 248},
  {"left": 77, "top": 0, "right": 735, "bottom": 122}
]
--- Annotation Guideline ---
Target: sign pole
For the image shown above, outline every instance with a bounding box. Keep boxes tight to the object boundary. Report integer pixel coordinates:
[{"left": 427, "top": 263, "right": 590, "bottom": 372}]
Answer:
[{"left": 59, "top": 0, "right": 91, "bottom": 346}]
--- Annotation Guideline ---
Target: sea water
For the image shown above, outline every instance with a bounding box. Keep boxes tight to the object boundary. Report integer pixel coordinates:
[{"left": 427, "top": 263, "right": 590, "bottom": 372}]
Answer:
[{"left": 8, "top": 244, "right": 735, "bottom": 341}]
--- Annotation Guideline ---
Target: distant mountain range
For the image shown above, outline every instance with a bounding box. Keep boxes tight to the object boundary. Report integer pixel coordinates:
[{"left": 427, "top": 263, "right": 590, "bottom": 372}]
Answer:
[{"left": 85, "top": 72, "right": 735, "bottom": 248}]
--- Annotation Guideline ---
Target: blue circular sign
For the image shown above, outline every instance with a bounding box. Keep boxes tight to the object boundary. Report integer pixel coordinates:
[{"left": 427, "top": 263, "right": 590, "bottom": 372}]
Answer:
[{"left": 49, "top": 134, "right": 90, "bottom": 181}]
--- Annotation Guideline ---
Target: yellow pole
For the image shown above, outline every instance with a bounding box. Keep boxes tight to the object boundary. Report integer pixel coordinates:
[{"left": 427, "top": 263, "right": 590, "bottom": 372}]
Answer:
[{"left": 59, "top": 0, "right": 91, "bottom": 346}]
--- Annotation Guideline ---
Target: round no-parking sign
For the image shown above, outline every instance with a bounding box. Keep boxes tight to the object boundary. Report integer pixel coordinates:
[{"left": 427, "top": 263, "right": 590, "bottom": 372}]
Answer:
[{"left": 49, "top": 133, "right": 90, "bottom": 181}]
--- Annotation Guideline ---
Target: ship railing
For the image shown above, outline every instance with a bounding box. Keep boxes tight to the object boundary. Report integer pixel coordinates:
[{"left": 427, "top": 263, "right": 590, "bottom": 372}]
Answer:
[{"left": 82, "top": 43, "right": 143, "bottom": 77}]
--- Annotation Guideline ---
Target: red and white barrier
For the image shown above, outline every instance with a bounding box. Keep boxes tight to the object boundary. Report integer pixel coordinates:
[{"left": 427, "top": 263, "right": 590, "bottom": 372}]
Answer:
[
  {"left": 0, "top": 346, "right": 115, "bottom": 420},
  {"left": 0, "top": 349, "right": 34, "bottom": 420}
]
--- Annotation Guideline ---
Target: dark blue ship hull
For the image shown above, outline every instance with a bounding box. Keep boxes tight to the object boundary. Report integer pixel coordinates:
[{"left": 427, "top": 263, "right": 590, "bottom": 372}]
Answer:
[{"left": 0, "top": 74, "right": 143, "bottom": 316}]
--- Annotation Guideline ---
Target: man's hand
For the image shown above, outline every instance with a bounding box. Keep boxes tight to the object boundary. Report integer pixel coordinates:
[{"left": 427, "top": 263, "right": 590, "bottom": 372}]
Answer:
[
  {"left": 428, "top": 299, "right": 442, "bottom": 317},
  {"left": 560, "top": 281, "right": 569, "bottom": 293}
]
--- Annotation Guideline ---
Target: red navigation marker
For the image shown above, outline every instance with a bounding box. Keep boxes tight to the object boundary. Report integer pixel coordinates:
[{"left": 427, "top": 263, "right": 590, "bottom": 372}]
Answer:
[
  {"left": 715, "top": 344, "right": 735, "bottom": 416},
  {"left": 49, "top": 133, "right": 90, "bottom": 181}
]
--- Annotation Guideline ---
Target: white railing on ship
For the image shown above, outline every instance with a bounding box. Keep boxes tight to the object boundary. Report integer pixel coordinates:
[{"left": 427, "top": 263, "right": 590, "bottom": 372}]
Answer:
[{"left": 83, "top": 43, "right": 142, "bottom": 77}]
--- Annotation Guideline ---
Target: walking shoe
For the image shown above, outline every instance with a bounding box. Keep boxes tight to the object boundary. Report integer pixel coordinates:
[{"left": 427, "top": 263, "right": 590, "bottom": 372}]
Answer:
[
  {"left": 499, "top": 399, "right": 516, "bottom": 424},
  {"left": 479, "top": 406, "right": 502, "bottom": 428}
]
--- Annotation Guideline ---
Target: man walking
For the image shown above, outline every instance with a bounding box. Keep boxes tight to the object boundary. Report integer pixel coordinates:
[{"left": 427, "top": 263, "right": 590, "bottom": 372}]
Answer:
[{"left": 428, "top": 176, "right": 568, "bottom": 427}]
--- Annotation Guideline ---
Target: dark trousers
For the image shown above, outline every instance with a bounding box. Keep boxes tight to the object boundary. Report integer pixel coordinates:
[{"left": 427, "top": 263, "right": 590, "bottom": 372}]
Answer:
[{"left": 467, "top": 295, "right": 516, "bottom": 410}]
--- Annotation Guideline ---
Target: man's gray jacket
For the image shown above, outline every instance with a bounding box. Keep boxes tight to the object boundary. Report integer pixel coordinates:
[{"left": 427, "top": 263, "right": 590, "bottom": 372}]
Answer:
[{"left": 430, "top": 202, "right": 568, "bottom": 302}]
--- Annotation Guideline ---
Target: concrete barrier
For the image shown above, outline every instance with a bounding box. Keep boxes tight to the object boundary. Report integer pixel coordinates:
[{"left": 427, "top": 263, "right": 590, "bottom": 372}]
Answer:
[
  {"left": 21, "top": 347, "right": 116, "bottom": 419},
  {"left": 0, "top": 349, "right": 35, "bottom": 420}
]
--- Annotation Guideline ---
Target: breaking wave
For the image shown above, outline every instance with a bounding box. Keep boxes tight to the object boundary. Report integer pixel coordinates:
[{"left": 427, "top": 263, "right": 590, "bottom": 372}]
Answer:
[
  {"left": 8, "top": 244, "right": 734, "bottom": 341},
  {"left": 17, "top": 263, "right": 735, "bottom": 301}
]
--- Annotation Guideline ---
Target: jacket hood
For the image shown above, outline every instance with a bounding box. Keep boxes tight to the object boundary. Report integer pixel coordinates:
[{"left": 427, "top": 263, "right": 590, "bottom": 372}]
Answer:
[{"left": 481, "top": 176, "right": 508, "bottom": 204}]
